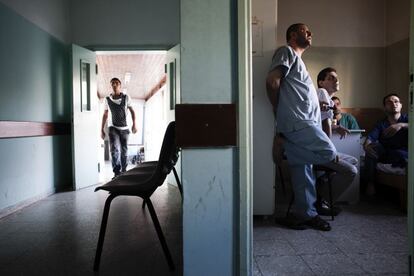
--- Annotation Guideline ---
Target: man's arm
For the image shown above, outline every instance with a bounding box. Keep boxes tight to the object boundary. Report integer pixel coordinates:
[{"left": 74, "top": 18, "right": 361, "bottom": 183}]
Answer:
[
  {"left": 332, "top": 124, "right": 350, "bottom": 139},
  {"left": 128, "top": 106, "right": 137, "bottom": 134},
  {"left": 363, "top": 137, "right": 379, "bottom": 159},
  {"left": 382, "top": 122, "right": 408, "bottom": 138},
  {"left": 322, "top": 118, "right": 332, "bottom": 138},
  {"left": 101, "top": 110, "right": 108, "bottom": 140},
  {"left": 266, "top": 67, "right": 283, "bottom": 112}
]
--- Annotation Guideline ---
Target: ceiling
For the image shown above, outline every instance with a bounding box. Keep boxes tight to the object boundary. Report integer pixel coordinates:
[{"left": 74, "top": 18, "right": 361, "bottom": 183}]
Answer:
[{"left": 96, "top": 52, "right": 166, "bottom": 100}]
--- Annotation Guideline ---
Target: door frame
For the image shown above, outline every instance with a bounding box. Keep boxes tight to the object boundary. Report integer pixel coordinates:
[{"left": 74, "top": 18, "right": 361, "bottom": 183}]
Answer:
[
  {"left": 93, "top": 48, "right": 170, "bottom": 181},
  {"left": 237, "top": 0, "right": 253, "bottom": 275},
  {"left": 408, "top": 0, "right": 414, "bottom": 273}
]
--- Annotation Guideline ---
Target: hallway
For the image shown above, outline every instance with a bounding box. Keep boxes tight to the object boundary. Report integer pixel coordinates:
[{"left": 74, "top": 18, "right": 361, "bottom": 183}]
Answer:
[{"left": 0, "top": 183, "right": 182, "bottom": 275}]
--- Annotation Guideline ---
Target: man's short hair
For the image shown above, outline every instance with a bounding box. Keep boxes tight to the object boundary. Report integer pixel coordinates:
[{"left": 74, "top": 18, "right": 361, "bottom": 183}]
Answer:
[
  {"left": 317, "top": 67, "right": 337, "bottom": 88},
  {"left": 110, "top": 77, "right": 121, "bottom": 84},
  {"left": 383, "top": 93, "right": 400, "bottom": 106},
  {"left": 286, "top": 23, "right": 305, "bottom": 42},
  {"left": 331, "top": 96, "right": 340, "bottom": 103}
]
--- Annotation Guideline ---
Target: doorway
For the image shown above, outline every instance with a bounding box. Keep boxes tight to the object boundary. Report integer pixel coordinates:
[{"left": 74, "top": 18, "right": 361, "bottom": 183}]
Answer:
[
  {"left": 250, "top": 0, "right": 412, "bottom": 275},
  {"left": 94, "top": 50, "right": 168, "bottom": 182}
]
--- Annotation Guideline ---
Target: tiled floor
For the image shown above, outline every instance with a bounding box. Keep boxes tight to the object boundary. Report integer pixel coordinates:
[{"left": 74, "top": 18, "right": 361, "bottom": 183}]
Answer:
[
  {"left": 254, "top": 193, "right": 409, "bottom": 276},
  {"left": 0, "top": 182, "right": 183, "bottom": 276},
  {"left": 0, "top": 175, "right": 409, "bottom": 276}
]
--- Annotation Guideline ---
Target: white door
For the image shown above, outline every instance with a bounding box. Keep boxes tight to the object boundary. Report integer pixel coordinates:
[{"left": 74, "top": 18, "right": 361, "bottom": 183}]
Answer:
[
  {"left": 71, "top": 44, "right": 99, "bottom": 190},
  {"left": 165, "top": 44, "right": 181, "bottom": 185}
]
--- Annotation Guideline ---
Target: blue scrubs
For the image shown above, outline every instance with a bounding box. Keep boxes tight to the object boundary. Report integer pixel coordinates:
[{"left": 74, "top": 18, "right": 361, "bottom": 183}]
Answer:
[{"left": 270, "top": 46, "right": 336, "bottom": 219}]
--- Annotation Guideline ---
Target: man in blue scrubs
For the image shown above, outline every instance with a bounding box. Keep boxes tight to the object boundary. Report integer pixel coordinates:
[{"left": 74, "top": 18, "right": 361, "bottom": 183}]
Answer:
[{"left": 266, "top": 23, "right": 337, "bottom": 231}]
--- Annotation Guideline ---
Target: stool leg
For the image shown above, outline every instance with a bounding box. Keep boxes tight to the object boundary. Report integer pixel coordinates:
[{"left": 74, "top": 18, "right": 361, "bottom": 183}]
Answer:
[
  {"left": 286, "top": 194, "right": 294, "bottom": 218},
  {"left": 328, "top": 179, "right": 334, "bottom": 221}
]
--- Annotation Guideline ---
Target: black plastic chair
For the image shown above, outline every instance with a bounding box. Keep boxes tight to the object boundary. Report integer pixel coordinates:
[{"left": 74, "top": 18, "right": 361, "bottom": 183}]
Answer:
[
  {"left": 123, "top": 154, "right": 182, "bottom": 200},
  {"left": 93, "top": 121, "right": 177, "bottom": 271}
]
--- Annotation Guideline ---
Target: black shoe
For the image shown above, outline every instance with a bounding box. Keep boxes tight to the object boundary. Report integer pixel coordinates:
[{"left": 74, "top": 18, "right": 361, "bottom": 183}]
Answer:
[
  {"left": 275, "top": 215, "right": 307, "bottom": 230},
  {"left": 315, "top": 200, "right": 341, "bottom": 216},
  {"left": 112, "top": 172, "right": 121, "bottom": 180},
  {"left": 305, "top": 215, "right": 331, "bottom": 231}
]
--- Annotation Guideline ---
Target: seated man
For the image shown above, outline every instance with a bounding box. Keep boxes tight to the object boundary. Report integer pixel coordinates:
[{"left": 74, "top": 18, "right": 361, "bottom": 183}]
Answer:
[
  {"left": 363, "top": 93, "right": 408, "bottom": 195},
  {"left": 316, "top": 67, "right": 358, "bottom": 215},
  {"left": 331, "top": 96, "right": 360, "bottom": 130}
]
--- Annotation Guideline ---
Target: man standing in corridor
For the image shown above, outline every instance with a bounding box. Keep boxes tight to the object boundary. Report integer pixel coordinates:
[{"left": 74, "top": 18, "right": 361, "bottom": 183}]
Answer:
[{"left": 101, "top": 78, "right": 137, "bottom": 179}]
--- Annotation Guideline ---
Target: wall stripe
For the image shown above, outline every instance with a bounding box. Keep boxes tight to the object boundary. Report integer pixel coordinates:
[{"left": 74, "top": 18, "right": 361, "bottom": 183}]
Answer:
[{"left": 0, "top": 121, "right": 71, "bottom": 138}]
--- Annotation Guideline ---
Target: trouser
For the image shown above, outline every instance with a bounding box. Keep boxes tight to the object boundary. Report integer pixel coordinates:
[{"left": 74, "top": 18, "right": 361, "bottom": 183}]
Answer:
[
  {"left": 108, "top": 127, "right": 130, "bottom": 174},
  {"left": 317, "top": 152, "right": 358, "bottom": 201},
  {"left": 364, "top": 143, "right": 408, "bottom": 184},
  {"left": 282, "top": 124, "right": 336, "bottom": 220}
]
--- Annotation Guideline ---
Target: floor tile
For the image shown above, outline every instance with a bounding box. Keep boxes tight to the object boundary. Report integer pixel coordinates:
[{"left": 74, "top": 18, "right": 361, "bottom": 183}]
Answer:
[
  {"left": 347, "top": 253, "right": 409, "bottom": 274},
  {"left": 301, "top": 253, "right": 365, "bottom": 275},
  {"left": 256, "top": 255, "right": 315, "bottom": 276}
]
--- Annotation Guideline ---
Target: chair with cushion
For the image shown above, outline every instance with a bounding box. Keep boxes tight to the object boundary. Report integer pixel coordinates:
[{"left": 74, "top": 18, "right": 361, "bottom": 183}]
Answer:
[{"left": 93, "top": 121, "right": 178, "bottom": 271}]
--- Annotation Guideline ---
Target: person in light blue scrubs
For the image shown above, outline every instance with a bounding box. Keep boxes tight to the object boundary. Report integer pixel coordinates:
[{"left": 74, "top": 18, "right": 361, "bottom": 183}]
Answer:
[{"left": 266, "top": 23, "right": 337, "bottom": 231}]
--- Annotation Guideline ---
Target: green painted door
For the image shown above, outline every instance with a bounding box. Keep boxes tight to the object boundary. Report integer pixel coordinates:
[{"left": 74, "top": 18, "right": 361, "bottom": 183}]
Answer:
[{"left": 71, "top": 44, "right": 99, "bottom": 190}]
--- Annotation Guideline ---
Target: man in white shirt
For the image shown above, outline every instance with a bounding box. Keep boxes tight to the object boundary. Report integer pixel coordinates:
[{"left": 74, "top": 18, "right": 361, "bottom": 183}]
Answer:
[
  {"left": 316, "top": 68, "right": 358, "bottom": 214},
  {"left": 101, "top": 78, "right": 137, "bottom": 178}
]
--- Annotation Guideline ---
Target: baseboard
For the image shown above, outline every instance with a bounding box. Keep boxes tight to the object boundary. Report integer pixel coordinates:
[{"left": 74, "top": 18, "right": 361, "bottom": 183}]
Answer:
[{"left": 0, "top": 189, "right": 56, "bottom": 219}]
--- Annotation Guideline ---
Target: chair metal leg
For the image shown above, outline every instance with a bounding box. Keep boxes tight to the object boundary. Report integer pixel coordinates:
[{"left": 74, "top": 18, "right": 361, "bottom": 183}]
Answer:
[
  {"left": 328, "top": 176, "right": 334, "bottom": 221},
  {"left": 145, "top": 198, "right": 175, "bottom": 271},
  {"left": 172, "top": 167, "right": 183, "bottom": 200},
  {"left": 286, "top": 193, "right": 294, "bottom": 218},
  {"left": 277, "top": 165, "right": 286, "bottom": 196},
  {"left": 94, "top": 193, "right": 117, "bottom": 271}
]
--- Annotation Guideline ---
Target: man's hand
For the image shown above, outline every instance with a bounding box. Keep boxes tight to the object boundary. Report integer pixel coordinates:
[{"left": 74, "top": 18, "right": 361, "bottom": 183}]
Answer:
[
  {"left": 132, "top": 124, "right": 137, "bottom": 134},
  {"left": 364, "top": 143, "right": 379, "bottom": 159},
  {"left": 334, "top": 125, "right": 350, "bottom": 139},
  {"left": 319, "top": 101, "right": 330, "bottom": 112},
  {"left": 382, "top": 123, "right": 403, "bottom": 138},
  {"left": 101, "top": 129, "right": 106, "bottom": 140}
]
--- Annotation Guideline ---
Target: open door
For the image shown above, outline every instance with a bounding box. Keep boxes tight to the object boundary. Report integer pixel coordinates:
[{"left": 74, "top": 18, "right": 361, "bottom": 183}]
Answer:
[
  {"left": 165, "top": 44, "right": 181, "bottom": 186},
  {"left": 71, "top": 44, "right": 99, "bottom": 190}
]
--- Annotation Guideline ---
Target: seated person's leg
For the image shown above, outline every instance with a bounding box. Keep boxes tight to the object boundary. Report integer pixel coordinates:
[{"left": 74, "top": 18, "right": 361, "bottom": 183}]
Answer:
[
  {"left": 364, "top": 143, "right": 384, "bottom": 196},
  {"left": 318, "top": 152, "right": 358, "bottom": 201}
]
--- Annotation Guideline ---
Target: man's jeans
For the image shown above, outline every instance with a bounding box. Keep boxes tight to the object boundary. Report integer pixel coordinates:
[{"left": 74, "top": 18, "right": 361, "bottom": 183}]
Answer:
[{"left": 108, "top": 127, "right": 130, "bottom": 174}]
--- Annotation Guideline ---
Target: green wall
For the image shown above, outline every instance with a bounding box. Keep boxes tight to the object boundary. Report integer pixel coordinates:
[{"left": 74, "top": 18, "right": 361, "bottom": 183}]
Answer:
[{"left": 0, "top": 3, "right": 72, "bottom": 211}]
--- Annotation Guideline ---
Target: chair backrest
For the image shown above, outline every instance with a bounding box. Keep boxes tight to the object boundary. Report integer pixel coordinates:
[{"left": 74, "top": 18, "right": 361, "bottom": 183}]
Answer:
[{"left": 153, "top": 121, "right": 179, "bottom": 186}]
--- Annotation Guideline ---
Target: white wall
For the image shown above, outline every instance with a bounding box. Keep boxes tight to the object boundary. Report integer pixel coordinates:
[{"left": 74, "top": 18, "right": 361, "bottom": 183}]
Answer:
[
  {"left": 252, "top": 0, "right": 277, "bottom": 215},
  {"left": 70, "top": 0, "right": 180, "bottom": 47},
  {"left": 277, "top": 0, "right": 386, "bottom": 48},
  {"left": 144, "top": 87, "right": 166, "bottom": 161},
  {"left": 0, "top": 0, "right": 71, "bottom": 43}
]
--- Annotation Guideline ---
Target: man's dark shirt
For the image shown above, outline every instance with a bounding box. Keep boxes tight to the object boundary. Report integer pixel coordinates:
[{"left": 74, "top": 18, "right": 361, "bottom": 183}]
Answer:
[{"left": 367, "top": 114, "right": 408, "bottom": 150}]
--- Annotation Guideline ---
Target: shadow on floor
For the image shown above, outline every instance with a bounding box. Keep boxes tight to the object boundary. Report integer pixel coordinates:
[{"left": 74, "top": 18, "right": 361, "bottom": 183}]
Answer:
[{"left": 0, "top": 183, "right": 182, "bottom": 276}]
